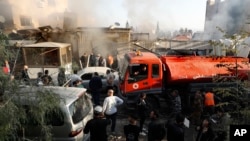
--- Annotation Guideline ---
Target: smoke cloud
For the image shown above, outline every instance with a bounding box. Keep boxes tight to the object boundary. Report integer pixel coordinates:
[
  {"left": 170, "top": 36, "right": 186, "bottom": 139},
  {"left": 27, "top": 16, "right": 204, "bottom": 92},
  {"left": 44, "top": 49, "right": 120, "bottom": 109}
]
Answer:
[
  {"left": 67, "top": 0, "right": 206, "bottom": 34},
  {"left": 122, "top": 0, "right": 158, "bottom": 33},
  {"left": 67, "top": 0, "right": 173, "bottom": 38},
  {"left": 67, "top": 0, "right": 101, "bottom": 27},
  {"left": 1, "top": 0, "right": 205, "bottom": 33},
  {"left": 1, "top": 0, "right": 221, "bottom": 39},
  {"left": 204, "top": 0, "right": 250, "bottom": 40},
  {"left": 0, "top": 0, "right": 68, "bottom": 28}
]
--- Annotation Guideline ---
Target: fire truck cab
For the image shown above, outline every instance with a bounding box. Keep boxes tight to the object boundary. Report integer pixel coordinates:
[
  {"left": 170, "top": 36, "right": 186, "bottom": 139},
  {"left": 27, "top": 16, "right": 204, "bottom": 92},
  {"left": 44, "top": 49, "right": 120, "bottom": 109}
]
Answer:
[
  {"left": 119, "top": 51, "right": 163, "bottom": 106},
  {"left": 119, "top": 50, "right": 250, "bottom": 108}
]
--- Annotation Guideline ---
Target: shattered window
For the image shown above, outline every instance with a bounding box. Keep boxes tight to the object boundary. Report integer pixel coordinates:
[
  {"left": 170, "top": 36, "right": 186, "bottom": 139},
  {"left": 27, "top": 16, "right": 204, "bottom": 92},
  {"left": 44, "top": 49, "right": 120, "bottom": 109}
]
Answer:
[{"left": 23, "top": 47, "right": 60, "bottom": 67}]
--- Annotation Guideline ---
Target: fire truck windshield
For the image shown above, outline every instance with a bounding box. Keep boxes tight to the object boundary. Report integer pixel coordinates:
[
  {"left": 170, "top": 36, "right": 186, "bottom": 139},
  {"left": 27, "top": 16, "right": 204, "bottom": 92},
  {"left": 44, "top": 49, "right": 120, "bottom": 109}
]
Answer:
[{"left": 128, "top": 64, "right": 148, "bottom": 82}]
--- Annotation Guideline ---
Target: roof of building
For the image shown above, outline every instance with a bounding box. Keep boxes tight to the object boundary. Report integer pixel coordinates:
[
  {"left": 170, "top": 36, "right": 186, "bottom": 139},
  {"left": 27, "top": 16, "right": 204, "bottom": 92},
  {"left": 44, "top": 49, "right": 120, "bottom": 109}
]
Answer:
[
  {"left": 172, "top": 35, "right": 192, "bottom": 41},
  {"left": 23, "top": 42, "right": 71, "bottom": 48}
]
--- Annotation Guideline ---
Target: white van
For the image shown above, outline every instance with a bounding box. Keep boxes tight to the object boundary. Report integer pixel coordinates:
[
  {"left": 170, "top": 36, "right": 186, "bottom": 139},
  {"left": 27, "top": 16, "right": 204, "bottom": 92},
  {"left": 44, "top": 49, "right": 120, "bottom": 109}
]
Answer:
[{"left": 15, "top": 86, "right": 93, "bottom": 141}]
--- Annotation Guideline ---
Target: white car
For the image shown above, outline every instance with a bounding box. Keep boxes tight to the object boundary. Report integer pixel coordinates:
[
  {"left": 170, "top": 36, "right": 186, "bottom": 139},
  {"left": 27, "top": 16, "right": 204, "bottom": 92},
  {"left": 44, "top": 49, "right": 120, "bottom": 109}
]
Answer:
[
  {"left": 15, "top": 86, "right": 93, "bottom": 141},
  {"left": 77, "top": 67, "right": 120, "bottom": 93}
]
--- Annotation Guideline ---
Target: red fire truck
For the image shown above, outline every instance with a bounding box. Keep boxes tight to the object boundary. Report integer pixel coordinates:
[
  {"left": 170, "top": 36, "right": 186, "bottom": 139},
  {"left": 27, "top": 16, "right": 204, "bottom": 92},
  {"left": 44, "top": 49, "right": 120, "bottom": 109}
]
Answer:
[{"left": 118, "top": 49, "right": 250, "bottom": 109}]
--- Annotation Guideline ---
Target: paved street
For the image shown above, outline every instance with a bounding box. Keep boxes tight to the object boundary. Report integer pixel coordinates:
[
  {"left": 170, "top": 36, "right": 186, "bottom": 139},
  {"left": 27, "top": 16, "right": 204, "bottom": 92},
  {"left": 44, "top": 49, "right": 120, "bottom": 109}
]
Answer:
[{"left": 101, "top": 100, "right": 198, "bottom": 141}]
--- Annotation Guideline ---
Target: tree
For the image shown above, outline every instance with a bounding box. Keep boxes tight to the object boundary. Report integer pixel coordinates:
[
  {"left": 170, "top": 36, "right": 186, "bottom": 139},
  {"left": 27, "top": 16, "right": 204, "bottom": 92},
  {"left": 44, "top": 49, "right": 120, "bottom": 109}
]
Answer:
[
  {"left": 209, "top": 27, "right": 250, "bottom": 124},
  {"left": 0, "top": 31, "right": 61, "bottom": 140}
]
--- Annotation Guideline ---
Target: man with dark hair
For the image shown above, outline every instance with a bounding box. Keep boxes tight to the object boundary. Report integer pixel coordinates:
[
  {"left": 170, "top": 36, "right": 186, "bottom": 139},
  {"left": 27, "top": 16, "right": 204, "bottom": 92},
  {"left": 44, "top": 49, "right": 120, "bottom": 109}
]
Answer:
[
  {"left": 170, "top": 90, "right": 182, "bottom": 115},
  {"left": 89, "top": 72, "right": 102, "bottom": 105},
  {"left": 57, "top": 67, "right": 66, "bottom": 86},
  {"left": 36, "top": 72, "right": 44, "bottom": 86},
  {"left": 102, "top": 89, "right": 123, "bottom": 134},
  {"left": 106, "top": 69, "right": 115, "bottom": 92},
  {"left": 41, "top": 70, "right": 52, "bottom": 85},
  {"left": 148, "top": 109, "right": 166, "bottom": 141},
  {"left": 166, "top": 113, "right": 185, "bottom": 141},
  {"left": 137, "top": 93, "right": 149, "bottom": 136},
  {"left": 89, "top": 53, "right": 96, "bottom": 67},
  {"left": 69, "top": 69, "right": 81, "bottom": 87},
  {"left": 212, "top": 107, "right": 231, "bottom": 141},
  {"left": 80, "top": 52, "right": 87, "bottom": 68},
  {"left": 124, "top": 114, "right": 140, "bottom": 141},
  {"left": 84, "top": 106, "right": 111, "bottom": 141}
]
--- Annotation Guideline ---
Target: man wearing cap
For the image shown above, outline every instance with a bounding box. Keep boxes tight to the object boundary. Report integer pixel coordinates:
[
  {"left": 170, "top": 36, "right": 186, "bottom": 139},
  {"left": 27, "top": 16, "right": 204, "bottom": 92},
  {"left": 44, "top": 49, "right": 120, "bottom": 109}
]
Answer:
[{"left": 84, "top": 106, "right": 111, "bottom": 141}]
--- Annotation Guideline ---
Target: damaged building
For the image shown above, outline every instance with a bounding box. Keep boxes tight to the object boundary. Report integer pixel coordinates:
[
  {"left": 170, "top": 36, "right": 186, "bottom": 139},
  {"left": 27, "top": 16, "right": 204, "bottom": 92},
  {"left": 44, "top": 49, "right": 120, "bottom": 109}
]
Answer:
[{"left": 0, "top": 0, "right": 132, "bottom": 65}]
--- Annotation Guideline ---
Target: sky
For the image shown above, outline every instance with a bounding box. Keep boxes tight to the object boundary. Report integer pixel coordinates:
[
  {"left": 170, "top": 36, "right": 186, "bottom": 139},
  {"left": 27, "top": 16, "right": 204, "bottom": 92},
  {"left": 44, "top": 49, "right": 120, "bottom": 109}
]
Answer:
[{"left": 68, "top": 0, "right": 207, "bottom": 32}]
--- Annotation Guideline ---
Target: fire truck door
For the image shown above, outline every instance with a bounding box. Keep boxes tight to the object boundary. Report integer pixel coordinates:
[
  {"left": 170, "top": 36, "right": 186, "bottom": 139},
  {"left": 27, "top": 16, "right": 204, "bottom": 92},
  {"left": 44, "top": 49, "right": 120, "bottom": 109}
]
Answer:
[
  {"left": 150, "top": 64, "right": 162, "bottom": 91},
  {"left": 126, "top": 64, "right": 150, "bottom": 93}
]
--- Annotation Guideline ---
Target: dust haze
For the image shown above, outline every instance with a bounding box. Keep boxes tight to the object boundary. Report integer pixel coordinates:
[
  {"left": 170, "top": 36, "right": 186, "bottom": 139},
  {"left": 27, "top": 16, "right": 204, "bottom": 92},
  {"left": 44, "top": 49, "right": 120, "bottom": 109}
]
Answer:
[
  {"left": 204, "top": 0, "right": 250, "bottom": 40},
  {"left": 68, "top": 0, "right": 168, "bottom": 33}
]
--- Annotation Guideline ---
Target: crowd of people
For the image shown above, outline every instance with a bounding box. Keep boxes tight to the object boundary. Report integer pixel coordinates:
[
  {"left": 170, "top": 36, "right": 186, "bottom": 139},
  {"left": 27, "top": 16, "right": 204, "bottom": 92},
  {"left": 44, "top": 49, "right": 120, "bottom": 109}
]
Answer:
[
  {"left": 84, "top": 88, "right": 168, "bottom": 141},
  {"left": 83, "top": 87, "right": 231, "bottom": 141},
  {"left": 20, "top": 65, "right": 54, "bottom": 86},
  {"left": 159, "top": 88, "right": 231, "bottom": 140},
  {"left": 80, "top": 52, "right": 118, "bottom": 70},
  {"left": 16, "top": 63, "right": 231, "bottom": 141}
]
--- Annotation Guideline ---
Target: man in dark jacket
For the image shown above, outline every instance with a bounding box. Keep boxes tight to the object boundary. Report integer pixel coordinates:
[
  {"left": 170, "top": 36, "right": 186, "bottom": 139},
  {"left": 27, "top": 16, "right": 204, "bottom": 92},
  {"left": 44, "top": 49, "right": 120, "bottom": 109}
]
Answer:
[
  {"left": 89, "top": 53, "right": 96, "bottom": 67},
  {"left": 166, "top": 113, "right": 185, "bottom": 141},
  {"left": 137, "top": 93, "right": 149, "bottom": 136},
  {"left": 84, "top": 106, "right": 111, "bottom": 141},
  {"left": 80, "top": 53, "right": 87, "bottom": 68},
  {"left": 41, "top": 70, "right": 52, "bottom": 85},
  {"left": 89, "top": 72, "right": 102, "bottom": 105},
  {"left": 57, "top": 67, "right": 66, "bottom": 86},
  {"left": 21, "top": 65, "right": 30, "bottom": 84},
  {"left": 148, "top": 109, "right": 166, "bottom": 141},
  {"left": 124, "top": 114, "right": 140, "bottom": 141}
]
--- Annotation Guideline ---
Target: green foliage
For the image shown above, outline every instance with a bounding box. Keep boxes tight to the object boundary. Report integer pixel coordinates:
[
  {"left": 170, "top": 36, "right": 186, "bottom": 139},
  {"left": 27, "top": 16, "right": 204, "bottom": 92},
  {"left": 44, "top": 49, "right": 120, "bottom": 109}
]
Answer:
[
  {"left": 0, "top": 31, "right": 61, "bottom": 140},
  {"left": 0, "top": 99, "right": 26, "bottom": 141},
  {"left": 0, "top": 32, "right": 16, "bottom": 65},
  {"left": 209, "top": 27, "right": 250, "bottom": 56},
  {"left": 210, "top": 27, "right": 250, "bottom": 124},
  {"left": 16, "top": 88, "right": 61, "bottom": 140}
]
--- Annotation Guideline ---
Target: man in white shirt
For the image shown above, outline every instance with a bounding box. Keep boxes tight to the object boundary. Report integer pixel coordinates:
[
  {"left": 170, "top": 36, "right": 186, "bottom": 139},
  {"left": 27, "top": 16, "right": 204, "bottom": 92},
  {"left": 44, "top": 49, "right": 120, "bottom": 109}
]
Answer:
[
  {"left": 106, "top": 69, "right": 115, "bottom": 90},
  {"left": 102, "top": 89, "right": 123, "bottom": 134}
]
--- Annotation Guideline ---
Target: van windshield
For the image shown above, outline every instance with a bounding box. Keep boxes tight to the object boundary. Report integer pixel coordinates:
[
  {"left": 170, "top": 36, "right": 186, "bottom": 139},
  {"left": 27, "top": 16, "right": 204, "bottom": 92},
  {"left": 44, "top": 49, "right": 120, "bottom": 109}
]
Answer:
[
  {"left": 23, "top": 47, "right": 60, "bottom": 66},
  {"left": 69, "top": 94, "right": 91, "bottom": 124}
]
